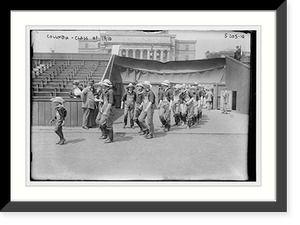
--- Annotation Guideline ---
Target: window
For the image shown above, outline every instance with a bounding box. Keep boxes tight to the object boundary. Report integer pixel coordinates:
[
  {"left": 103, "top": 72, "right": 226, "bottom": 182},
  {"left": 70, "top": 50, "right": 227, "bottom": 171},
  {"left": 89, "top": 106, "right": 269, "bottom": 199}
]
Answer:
[
  {"left": 185, "top": 55, "right": 189, "bottom": 60},
  {"left": 85, "top": 43, "right": 89, "bottom": 49},
  {"left": 185, "top": 44, "right": 189, "bottom": 50}
]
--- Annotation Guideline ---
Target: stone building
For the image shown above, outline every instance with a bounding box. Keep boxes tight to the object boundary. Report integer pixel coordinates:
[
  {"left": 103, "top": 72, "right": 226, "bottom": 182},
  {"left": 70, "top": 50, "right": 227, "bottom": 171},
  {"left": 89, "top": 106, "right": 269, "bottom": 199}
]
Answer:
[{"left": 78, "top": 31, "right": 196, "bottom": 62}]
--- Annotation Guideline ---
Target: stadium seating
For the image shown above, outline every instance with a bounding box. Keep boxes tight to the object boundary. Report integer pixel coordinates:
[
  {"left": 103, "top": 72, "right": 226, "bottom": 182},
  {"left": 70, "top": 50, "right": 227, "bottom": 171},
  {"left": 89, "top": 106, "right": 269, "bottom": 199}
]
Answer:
[{"left": 32, "top": 60, "right": 108, "bottom": 98}]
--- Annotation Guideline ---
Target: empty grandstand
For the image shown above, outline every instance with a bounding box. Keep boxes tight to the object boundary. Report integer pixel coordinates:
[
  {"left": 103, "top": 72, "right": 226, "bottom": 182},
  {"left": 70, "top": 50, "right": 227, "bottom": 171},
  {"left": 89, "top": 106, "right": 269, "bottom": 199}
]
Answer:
[{"left": 31, "top": 53, "right": 110, "bottom": 98}]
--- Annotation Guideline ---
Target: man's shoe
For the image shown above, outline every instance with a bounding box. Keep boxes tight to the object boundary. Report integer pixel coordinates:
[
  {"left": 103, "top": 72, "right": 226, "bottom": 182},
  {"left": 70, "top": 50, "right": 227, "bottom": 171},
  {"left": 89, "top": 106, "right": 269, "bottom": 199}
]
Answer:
[
  {"left": 82, "top": 126, "right": 89, "bottom": 130},
  {"left": 104, "top": 129, "right": 114, "bottom": 143},
  {"left": 104, "top": 138, "right": 112, "bottom": 143},
  {"left": 140, "top": 130, "right": 148, "bottom": 135},
  {"left": 146, "top": 134, "right": 153, "bottom": 139},
  {"left": 59, "top": 138, "right": 66, "bottom": 145}
]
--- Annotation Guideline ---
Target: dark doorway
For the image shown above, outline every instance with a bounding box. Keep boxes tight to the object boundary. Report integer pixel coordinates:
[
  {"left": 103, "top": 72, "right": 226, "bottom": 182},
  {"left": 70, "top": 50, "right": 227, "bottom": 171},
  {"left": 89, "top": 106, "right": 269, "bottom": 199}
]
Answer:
[{"left": 232, "top": 91, "right": 237, "bottom": 110}]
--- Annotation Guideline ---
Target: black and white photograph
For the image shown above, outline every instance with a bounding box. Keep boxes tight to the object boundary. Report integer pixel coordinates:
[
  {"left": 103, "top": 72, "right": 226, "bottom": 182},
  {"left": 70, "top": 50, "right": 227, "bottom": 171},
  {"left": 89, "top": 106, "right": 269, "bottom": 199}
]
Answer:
[{"left": 30, "top": 29, "right": 256, "bottom": 182}]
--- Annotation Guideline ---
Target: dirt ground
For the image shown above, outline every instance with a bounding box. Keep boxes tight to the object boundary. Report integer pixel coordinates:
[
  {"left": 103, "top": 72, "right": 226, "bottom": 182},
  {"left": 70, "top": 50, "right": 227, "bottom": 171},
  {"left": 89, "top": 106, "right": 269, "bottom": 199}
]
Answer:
[{"left": 31, "top": 109, "right": 250, "bottom": 181}]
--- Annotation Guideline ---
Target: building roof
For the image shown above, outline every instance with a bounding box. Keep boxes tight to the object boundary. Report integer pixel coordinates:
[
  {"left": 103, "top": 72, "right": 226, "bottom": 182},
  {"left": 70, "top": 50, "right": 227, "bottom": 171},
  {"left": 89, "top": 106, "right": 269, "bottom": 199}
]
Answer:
[{"left": 175, "top": 39, "right": 197, "bottom": 44}]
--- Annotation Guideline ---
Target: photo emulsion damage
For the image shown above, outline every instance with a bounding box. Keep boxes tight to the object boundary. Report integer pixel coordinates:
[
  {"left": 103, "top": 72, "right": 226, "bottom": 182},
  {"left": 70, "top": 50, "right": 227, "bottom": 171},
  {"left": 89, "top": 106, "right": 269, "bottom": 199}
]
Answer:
[{"left": 29, "top": 29, "right": 256, "bottom": 182}]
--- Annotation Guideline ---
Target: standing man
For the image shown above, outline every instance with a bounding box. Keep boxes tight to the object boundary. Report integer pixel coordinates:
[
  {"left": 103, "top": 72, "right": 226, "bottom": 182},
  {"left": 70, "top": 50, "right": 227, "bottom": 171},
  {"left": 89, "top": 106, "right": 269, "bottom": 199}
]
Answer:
[
  {"left": 133, "top": 83, "right": 145, "bottom": 134},
  {"left": 234, "top": 45, "right": 242, "bottom": 61},
  {"left": 205, "top": 88, "right": 214, "bottom": 110},
  {"left": 99, "top": 79, "right": 115, "bottom": 143},
  {"left": 121, "top": 83, "right": 136, "bottom": 129},
  {"left": 80, "top": 80, "right": 95, "bottom": 129},
  {"left": 222, "top": 87, "right": 230, "bottom": 114},
  {"left": 69, "top": 80, "right": 82, "bottom": 98},
  {"left": 138, "top": 81, "right": 156, "bottom": 139},
  {"left": 158, "top": 80, "right": 173, "bottom": 132}
]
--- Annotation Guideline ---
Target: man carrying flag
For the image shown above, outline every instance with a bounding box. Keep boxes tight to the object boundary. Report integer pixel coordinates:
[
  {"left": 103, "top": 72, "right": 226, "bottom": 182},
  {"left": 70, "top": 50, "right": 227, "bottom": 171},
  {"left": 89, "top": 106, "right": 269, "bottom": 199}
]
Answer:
[{"left": 138, "top": 81, "right": 156, "bottom": 139}]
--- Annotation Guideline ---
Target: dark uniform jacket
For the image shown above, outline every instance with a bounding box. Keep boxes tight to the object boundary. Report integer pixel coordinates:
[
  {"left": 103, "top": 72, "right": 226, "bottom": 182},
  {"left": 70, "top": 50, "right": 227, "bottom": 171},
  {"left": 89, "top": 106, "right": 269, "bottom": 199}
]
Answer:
[{"left": 81, "top": 87, "right": 95, "bottom": 109}]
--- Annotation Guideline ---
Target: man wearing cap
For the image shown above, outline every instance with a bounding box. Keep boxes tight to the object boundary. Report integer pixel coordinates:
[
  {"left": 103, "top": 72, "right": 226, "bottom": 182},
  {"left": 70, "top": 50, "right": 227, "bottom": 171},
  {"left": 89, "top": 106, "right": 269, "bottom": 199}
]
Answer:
[
  {"left": 99, "top": 79, "right": 115, "bottom": 143},
  {"left": 49, "top": 97, "right": 67, "bottom": 145},
  {"left": 158, "top": 80, "right": 173, "bottom": 132},
  {"left": 138, "top": 81, "right": 156, "bottom": 139},
  {"left": 121, "top": 83, "right": 137, "bottom": 129},
  {"left": 171, "top": 84, "right": 182, "bottom": 126},
  {"left": 133, "top": 83, "right": 145, "bottom": 134},
  {"left": 80, "top": 80, "right": 96, "bottom": 129}
]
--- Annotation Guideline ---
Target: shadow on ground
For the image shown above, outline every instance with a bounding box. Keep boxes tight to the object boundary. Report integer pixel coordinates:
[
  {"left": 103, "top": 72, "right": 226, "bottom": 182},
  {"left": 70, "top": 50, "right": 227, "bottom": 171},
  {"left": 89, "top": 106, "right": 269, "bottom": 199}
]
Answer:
[{"left": 65, "top": 138, "right": 86, "bottom": 144}]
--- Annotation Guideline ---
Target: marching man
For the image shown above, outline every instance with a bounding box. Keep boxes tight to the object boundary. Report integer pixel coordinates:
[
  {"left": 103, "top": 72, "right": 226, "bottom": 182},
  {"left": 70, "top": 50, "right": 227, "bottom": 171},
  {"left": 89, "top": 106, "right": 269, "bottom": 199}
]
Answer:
[
  {"left": 121, "top": 83, "right": 137, "bottom": 129},
  {"left": 133, "top": 83, "right": 145, "bottom": 134},
  {"left": 138, "top": 81, "right": 156, "bottom": 139},
  {"left": 99, "top": 79, "right": 115, "bottom": 143},
  {"left": 158, "top": 80, "right": 173, "bottom": 132},
  {"left": 171, "top": 84, "right": 182, "bottom": 126},
  {"left": 181, "top": 84, "right": 196, "bottom": 129}
]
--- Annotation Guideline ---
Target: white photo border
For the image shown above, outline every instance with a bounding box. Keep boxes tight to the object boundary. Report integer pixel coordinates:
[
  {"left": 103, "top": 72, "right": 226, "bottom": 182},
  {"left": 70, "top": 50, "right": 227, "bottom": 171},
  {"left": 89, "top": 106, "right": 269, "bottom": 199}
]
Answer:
[{"left": 12, "top": 12, "right": 275, "bottom": 201}]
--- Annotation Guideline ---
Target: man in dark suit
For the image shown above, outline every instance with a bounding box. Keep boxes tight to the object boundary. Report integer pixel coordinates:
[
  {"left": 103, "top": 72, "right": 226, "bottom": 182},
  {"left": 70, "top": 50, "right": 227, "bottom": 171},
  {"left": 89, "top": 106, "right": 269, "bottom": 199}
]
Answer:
[{"left": 81, "top": 81, "right": 95, "bottom": 129}]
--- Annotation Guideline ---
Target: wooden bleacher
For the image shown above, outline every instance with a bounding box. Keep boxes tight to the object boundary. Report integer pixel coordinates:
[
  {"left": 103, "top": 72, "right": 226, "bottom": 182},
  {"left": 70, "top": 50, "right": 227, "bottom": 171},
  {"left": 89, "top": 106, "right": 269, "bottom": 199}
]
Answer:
[{"left": 31, "top": 60, "right": 108, "bottom": 98}]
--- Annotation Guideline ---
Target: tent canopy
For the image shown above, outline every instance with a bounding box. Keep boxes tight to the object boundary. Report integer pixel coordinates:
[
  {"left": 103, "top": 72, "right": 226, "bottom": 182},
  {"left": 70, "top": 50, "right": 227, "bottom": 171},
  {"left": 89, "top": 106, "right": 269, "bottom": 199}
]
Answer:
[{"left": 103, "top": 55, "right": 226, "bottom": 85}]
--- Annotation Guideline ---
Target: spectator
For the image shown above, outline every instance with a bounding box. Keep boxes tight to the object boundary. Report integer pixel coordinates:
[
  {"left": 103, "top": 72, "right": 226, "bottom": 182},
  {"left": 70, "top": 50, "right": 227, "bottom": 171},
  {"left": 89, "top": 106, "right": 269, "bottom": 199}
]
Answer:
[
  {"left": 206, "top": 88, "right": 214, "bottom": 110},
  {"left": 80, "top": 80, "right": 95, "bottom": 129},
  {"left": 69, "top": 80, "right": 82, "bottom": 98},
  {"left": 222, "top": 87, "right": 230, "bottom": 114},
  {"left": 234, "top": 46, "right": 242, "bottom": 61}
]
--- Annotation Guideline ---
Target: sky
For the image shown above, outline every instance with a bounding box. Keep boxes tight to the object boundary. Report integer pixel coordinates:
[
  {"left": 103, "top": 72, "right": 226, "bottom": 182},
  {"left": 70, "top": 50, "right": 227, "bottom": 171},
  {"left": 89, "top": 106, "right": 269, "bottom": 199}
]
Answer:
[{"left": 32, "top": 30, "right": 251, "bottom": 59}]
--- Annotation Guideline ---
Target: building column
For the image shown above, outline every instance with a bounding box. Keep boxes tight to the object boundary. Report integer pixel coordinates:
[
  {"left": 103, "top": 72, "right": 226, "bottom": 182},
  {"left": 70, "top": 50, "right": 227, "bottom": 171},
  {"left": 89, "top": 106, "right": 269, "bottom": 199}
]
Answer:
[
  {"left": 147, "top": 50, "right": 150, "bottom": 60},
  {"left": 167, "top": 50, "right": 170, "bottom": 61},
  {"left": 125, "top": 49, "right": 129, "bottom": 57},
  {"left": 133, "top": 49, "right": 136, "bottom": 58},
  {"left": 153, "top": 50, "right": 157, "bottom": 60},
  {"left": 140, "top": 50, "right": 143, "bottom": 59},
  {"left": 160, "top": 50, "right": 164, "bottom": 62}
]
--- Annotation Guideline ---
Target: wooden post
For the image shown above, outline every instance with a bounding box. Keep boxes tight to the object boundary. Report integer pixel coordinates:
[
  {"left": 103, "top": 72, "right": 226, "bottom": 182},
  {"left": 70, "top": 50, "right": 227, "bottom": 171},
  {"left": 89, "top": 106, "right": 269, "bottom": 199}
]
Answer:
[{"left": 213, "top": 84, "right": 218, "bottom": 110}]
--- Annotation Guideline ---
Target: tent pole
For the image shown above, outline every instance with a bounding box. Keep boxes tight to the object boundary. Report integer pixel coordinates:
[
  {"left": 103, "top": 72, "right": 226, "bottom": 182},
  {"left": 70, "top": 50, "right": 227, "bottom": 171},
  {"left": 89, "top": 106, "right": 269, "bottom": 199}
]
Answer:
[{"left": 213, "top": 83, "right": 218, "bottom": 110}]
